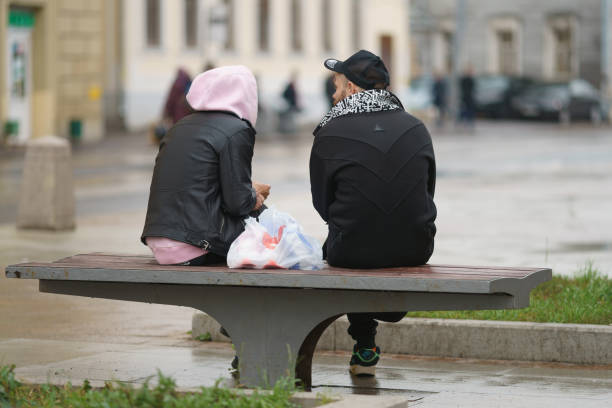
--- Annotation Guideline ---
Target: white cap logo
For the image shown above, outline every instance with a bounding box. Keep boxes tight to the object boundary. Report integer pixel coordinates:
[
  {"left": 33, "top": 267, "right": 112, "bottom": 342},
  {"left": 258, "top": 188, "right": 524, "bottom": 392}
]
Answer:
[{"left": 325, "top": 59, "right": 338, "bottom": 69}]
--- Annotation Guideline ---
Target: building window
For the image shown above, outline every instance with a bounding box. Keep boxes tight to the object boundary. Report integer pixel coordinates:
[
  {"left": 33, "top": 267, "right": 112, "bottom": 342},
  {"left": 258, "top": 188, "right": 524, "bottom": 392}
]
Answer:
[
  {"left": 258, "top": 0, "right": 270, "bottom": 51},
  {"left": 184, "top": 0, "right": 197, "bottom": 48},
  {"left": 224, "top": 0, "right": 234, "bottom": 50},
  {"left": 545, "top": 15, "right": 577, "bottom": 79},
  {"left": 146, "top": 0, "right": 161, "bottom": 47},
  {"left": 553, "top": 22, "right": 572, "bottom": 76},
  {"left": 497, "top": 31, "right": 517, "bottom": 74},
  {"left": 322, "top": 0, "right": 332, "bottom": 52},
  {"left": 488, "top": 17, "right": 522, "bottom": 75},
  {"left": 290, "top": 0, "right": 302, "bottom": 52},
  {"left": 352, "top": 0, "right": 361, "bottom": 50}
]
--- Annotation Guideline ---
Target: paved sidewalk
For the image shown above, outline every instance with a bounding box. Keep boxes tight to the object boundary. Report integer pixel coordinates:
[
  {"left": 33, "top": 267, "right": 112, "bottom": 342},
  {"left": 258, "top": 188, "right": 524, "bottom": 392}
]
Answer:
[{"left": 1, "top": 121, "right": 611, "bottom": 406}]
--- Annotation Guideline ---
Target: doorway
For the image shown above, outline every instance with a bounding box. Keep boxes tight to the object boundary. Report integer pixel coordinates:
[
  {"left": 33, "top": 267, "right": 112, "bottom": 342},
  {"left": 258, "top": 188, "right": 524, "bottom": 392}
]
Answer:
[{"left": 6, "top": 9, "right": 34, "bottom": 144}]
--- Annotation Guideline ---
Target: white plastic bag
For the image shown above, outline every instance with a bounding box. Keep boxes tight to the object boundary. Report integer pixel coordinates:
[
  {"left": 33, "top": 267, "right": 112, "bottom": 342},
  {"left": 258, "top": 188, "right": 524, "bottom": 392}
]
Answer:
[{"left": 227, "top": 208, "right": 324, "bottom": 270}]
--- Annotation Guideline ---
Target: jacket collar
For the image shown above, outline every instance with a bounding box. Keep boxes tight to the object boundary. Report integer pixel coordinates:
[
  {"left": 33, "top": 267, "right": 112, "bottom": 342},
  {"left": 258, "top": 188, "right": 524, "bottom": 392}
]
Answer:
[
  {"left": 197, "top": 110, "right": 256, "bottom": 133},
  {"left": 315, "top": 89, "right": 404, "bottom": 133}
]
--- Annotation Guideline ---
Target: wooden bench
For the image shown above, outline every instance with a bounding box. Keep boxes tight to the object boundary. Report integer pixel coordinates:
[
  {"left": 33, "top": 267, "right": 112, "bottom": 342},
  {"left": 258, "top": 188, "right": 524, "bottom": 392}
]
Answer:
[{"left": 5, "top": 253, "right": 551, "bottom": 388}]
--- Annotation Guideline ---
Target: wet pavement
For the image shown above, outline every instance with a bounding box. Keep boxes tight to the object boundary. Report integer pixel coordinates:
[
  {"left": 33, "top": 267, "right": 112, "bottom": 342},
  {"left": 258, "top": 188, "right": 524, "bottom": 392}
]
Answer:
[
  {"left": 2, "top": 338, "right": 610, "bottom": 407},
  {"left": 1, "top": 121, "right": 612, "bottom": 406},
  {"left": 2, "top": 121, "right": 611, "bottom": 275}
]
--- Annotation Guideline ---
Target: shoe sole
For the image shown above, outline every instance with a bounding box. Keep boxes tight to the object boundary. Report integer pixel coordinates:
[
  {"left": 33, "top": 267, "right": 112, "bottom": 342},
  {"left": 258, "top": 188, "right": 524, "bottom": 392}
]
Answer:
[{"left": 350, "top": 365, "right": 376, "bottom": 376}]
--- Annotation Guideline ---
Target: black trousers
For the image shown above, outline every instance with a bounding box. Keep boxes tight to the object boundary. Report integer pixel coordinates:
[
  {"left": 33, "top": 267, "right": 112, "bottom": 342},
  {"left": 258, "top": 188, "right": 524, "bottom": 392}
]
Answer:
[
  {"left": 179, "top": 252, "right": 227, "bottom": 266},
  {"left": 347, "top": 312, "right": 406, "bottom": 348},
  {"left": 177, "top": 206, "right": 268, "bottom": 266},
  {"left": 323, "top": 230, "right": 431, "bottom": 348}
]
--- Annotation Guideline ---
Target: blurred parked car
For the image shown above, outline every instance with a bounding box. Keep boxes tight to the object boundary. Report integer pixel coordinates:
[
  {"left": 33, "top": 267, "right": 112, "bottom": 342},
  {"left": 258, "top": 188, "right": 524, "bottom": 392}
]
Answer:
[
  {"left": 511, "top": 79, "right": 607, "bottom": 124},
  {"left": 475, "top": 75, "right": 533, "bottom": 118},
  {"left": 402, "top": 76, "right": 435, "bottom": 122}
]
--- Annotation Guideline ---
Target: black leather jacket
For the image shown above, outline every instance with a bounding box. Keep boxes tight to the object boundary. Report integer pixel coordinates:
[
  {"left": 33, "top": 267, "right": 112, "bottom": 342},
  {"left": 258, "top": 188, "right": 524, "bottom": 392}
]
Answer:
[{"left": 141, "top": 111, "right": 257, "bottom": 256}]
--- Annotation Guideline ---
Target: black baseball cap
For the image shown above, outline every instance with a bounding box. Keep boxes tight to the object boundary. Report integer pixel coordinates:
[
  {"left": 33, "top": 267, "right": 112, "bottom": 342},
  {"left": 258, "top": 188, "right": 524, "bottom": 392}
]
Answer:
[{"left": 324, "top": 50, "right": 390, "bottom": 90}]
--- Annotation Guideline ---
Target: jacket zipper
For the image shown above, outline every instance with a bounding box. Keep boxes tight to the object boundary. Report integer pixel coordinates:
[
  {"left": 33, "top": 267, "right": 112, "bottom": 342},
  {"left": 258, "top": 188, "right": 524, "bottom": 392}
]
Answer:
[{"left": 220, "top": 216, "right": 225, "bottom": 234}]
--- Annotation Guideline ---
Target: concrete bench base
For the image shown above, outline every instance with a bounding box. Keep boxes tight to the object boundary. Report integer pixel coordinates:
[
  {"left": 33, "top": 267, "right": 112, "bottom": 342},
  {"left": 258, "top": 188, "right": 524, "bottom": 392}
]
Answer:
[
  {"left": 37, "top": 280, "right": 521, "bottom": 388},
  {"left": 6, "top": 253, "right": 551, "bottom": 388}
]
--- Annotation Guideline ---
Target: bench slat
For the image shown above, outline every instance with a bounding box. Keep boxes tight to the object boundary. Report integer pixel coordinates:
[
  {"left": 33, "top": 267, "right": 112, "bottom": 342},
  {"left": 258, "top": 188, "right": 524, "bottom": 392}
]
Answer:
[
  {"left": 5, "top": 253, "right": 551, "bottom": 296},
  {"left": 9, "top": 262, "right": 535, "bottom": 279},
  {"left": 42, "top": 253, "right": 544, "bottom": 276}
]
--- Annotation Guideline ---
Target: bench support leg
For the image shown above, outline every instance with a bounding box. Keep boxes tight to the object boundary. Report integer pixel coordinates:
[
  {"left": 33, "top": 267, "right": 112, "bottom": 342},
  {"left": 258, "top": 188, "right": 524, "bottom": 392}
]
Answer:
[
  {"left": 198, "top": 298, "right": 341, "bottom": 389},
  {"left": 296, "top": 315, "right": 341, "bottom": 389}
]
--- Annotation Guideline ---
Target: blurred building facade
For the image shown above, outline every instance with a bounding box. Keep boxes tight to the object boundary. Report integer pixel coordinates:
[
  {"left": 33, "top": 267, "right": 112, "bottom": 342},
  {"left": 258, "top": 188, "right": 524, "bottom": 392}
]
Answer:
[
  {"left": 411, "top": 0, "right": 612, "bottom": 95},
  {"left": 109, "top": 0, "right": 411, "bottom": 132},
  {"left": 0, "top": 0, "right": 106, "bottom": 144},
  {"left": 2, "top": 0, "right": 411, "bottom": 142}
]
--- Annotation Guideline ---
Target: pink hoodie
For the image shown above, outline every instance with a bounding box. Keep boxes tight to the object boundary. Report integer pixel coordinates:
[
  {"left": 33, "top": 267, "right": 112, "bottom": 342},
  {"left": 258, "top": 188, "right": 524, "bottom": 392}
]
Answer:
[{"left": 186, "top": 65, "right": 258, "bottom": 126}]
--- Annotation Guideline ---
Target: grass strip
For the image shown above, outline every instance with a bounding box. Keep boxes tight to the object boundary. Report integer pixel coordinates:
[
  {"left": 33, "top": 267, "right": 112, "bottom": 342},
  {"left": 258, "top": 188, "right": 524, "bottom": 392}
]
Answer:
[
  {"left": 1, "top": 364, "right": 302, "bottom": 408},
  {"left": 406, "top": 263, "right": 612, "bottom": 324}
]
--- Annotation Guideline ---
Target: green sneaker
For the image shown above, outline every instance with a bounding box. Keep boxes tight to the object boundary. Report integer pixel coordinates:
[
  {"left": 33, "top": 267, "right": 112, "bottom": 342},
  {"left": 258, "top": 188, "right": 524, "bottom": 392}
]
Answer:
[{"left": 349, "top": 344, "right": 380, "bottom": 376}]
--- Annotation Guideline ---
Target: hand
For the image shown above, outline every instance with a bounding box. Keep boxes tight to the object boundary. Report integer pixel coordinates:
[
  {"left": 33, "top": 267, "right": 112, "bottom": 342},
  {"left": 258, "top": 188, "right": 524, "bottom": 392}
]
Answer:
[
  {"left": 253, "top": 182, "right": 271, "bottom": 200},
  {"left": 253, "top": 193, "right": 265, "bottom": 211}
]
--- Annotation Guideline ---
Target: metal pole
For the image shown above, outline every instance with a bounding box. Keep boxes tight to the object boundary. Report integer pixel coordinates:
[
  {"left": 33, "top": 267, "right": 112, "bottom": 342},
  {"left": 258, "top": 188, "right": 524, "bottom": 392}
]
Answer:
[
  {"left": 449, "top": 0, "right": 467, "bottom": 126},
  {"left": 602, "top": 0, "right": 610, "bottom": 102}
]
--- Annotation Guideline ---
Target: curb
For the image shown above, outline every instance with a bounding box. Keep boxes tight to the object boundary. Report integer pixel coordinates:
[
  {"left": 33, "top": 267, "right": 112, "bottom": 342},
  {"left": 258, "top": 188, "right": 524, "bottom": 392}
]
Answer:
[{"left": 192, "top": 312, "right": 612, "bottom": 365}]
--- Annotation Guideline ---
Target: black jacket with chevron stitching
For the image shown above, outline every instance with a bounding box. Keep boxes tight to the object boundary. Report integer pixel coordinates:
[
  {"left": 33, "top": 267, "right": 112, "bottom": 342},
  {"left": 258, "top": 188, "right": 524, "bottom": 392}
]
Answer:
[{"left": 310, "top": 109, "right": 437, "bottom": 268}]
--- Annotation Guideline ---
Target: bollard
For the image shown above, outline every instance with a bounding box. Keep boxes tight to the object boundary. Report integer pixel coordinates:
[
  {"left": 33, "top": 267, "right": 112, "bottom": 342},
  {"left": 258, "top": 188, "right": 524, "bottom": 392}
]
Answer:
[{"left": 17, "top": 135, "right": 75, "bottom": 230}]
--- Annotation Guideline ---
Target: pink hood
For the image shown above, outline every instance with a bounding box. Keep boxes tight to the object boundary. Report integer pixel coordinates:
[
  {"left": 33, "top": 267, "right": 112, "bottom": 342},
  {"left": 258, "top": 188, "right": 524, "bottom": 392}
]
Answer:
[{"left": 186, "top": 65, "right": 258, "bottom": 126}]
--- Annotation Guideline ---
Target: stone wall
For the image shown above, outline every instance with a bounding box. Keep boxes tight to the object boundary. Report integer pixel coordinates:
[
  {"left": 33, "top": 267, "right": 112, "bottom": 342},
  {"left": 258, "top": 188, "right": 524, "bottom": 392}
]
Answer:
[{"left": 55, "top": 0, "right": 104, "bottom": 142}]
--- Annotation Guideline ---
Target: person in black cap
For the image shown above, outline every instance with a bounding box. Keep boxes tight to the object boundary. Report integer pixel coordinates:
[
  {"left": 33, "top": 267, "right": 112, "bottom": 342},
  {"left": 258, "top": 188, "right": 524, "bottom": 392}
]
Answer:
[{"left": 310, "top": 50, "right": 437, "bottom": 376}]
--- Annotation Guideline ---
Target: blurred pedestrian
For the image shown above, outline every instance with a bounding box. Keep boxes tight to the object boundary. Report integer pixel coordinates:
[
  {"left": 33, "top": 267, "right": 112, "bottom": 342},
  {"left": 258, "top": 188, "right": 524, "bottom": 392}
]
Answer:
[
  {"left": 163, "top": 68, "right": 193, "bottom": 125},
  {"left": 279, "top": 72, "right": 301, "bottom": 133},
  {"left": 325, "top": 73, "right": 335, "bottom": 108},
  {"left": 282, "top": 72, "right": 300, "bottom": 112},
  {"left": 311, "top": 50, "right": 436, "bottom": 377},
  {"left": 151, "top": 68, "right": 193, "bottom": 144},
  {"left": 432, "top": 71, "right": 447, "bottom": 128},
  {"left": 459, "top": 65, "right": 476, "bottom": 128}
]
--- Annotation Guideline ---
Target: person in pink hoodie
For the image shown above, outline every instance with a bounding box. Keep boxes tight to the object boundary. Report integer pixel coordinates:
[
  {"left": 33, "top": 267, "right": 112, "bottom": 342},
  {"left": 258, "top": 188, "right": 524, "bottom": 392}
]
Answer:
[{"left": 141, "top": 65, "right": 270, "bottom": 267}]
